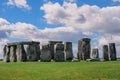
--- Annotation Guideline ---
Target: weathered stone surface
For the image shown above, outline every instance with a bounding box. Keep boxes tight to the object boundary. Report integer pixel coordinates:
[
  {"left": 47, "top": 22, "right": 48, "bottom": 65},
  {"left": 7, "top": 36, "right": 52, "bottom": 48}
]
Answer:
[
  {"left": 54, "top": 43, "right": 65, "bottom": 62},
  {"left": 109, "top": 43, "right": 117, "bottom": 61},
  {"left": 78, "top": 38, "right": 91, "bottom": 60},
  {"left": 26, "top": 44, "right": 40, "bottom": 61},
  {"left": 36, "top": 44, "right": 41, "bottom": 60},
  {"left": 40, "top": 45, "right": 51, "bottom": 62},
  {"left": 103, "top": 45, "right": 109, "bottom": 61},
  {"left": 92, "top": 48, "right": 99, "bottom": 59},
  {"left": 49, "top": 41, "right": 62, "bottom": 60},
  {"left": 3, "top": 45, "right": 10, "bottom": 62},
  {"left": 10, "top": 46, "right": 17, "bottom": 62},
  {"left": 86, "top": 58, "right": 100, "bottom": 62},
  {"left": 16, "top": 44, "right": 27, "bottom": 62},
  {"left": 7, "top": 41, "right": 40, "bottom": 46},
  {"left": 64, "top": 42, "right": 73, "bottom": 61}
]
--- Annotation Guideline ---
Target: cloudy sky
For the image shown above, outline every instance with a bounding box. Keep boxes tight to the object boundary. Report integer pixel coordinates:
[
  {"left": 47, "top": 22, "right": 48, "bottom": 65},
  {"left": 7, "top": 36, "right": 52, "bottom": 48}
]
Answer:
[{"left": 0, "top": 0, "right": 120, "bottom": 59}]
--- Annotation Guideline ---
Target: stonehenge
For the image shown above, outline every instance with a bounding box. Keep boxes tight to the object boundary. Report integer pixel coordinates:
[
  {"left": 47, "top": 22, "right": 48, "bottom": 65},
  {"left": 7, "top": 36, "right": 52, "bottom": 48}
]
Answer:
[
  {"left": 64, "top": 42, "right": 73, "bottom": 61},
  {"left": 3, "top": 41, "right": 40, "bottom": 62},
  {"left": 92, "top": 48, "right": 99, "bottom": 59},
  {"left": 54, "top": 43, "right": 65, "bottom": 62},
  {"left": 40, "top": 44, "right": 51, "bottom": 62},
  {"left": 103, "top": 45, "right": 109, "bottom": 61},
  {"left": 78, "top": 38, "right": 91, "bottom": 61},
  {"left": 102, "top": 43, "right": 117, "bottom": 61},
  {"left": 109, "top": 43, "right": 117, "bottom": 61},
  {"left": 3, "top": 39, "right": 117, "bottom": 62},
  {"left": 48, "top": 41, "right": 62, "bottom": 60},
  {"left": 3, "top": 41, "right": 74, "bottom": 62}
]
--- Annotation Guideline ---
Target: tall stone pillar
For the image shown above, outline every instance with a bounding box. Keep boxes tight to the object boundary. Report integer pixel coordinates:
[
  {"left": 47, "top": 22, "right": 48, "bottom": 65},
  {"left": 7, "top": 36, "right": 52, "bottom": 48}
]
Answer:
[
  {"left": 49, "top": 43, "right": 54, "bottom": 59},
  {"left": 64, "top": 42, "right": 73, "bottom": 61},
  {"left": 92, "top": 48, "right": 99, "bottom": 59},
  {"left": 10, "top": 45, "right": 17, "bottom": 62},
  {"left": 109, "top": 43, "right": 117, "bottom": 61},
  {"left": 16, "top": 44, "right": 27, "bottom": 62},
  {"left": 54, "top": 43, "right": 65, "bottom": 62},
  {"left": 40, "top": 44, "right": 51, "bottom": 62},
  {"left": 26, "top": 44, "right": 40, "bottom": 61},
  {"left": 36, "top": 44, "right": 41, "bottom": 60},
  {"left": 49, "top": 41, "right": 63, "bottom": 60},
  {"left": 3, "top": 45, "right": 10, "bottom": 62},
  {"left": 103, "top": 45, "right": 109, "bottom": 61},
  {"left": 78, "top": 38, "right": 91, "bottom": 60}
]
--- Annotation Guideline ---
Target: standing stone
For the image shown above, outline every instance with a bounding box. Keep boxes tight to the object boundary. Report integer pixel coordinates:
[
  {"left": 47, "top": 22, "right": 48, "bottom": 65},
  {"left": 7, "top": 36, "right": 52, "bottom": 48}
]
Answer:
[
  {"left": 10, "top": 46, "right": 17, "bottom": 62},
  {"left": 49, "top": 41, "right": 62, "bottom": 60},
  {"left": 92, "top": 48, "right": 99, "bottom": 59},
  {"left": 26, "top": 44, "right": 40, "bottom": 61},
  {"left": 64, "top": 42, "right": 73, "bottom": 61},
  {"left": 16, "top": 44, "right": 27, "bottom": 62},
  {"left": 109, "top": 43, "right": 117, "bottom": 61},
  {"left": 78, "top": 38, "right": 91, "bottom": 60},
  {"left": 36, "top": 44, "right": 41, "bottom": 60},
  {"left": 40, "top": 44, "right": 51, "bottom": 62},
  {"left": 54, "top": 43, "right": 65, "bottom": 62},
  {"left": 3, "top": 45, "right": 6, "bottom": 61},
  {"left": 103, "top": 45, "right": 109, "bottom": 61},
  {"left": 3, "top": 45, "right": 10, "bottom": 62}
]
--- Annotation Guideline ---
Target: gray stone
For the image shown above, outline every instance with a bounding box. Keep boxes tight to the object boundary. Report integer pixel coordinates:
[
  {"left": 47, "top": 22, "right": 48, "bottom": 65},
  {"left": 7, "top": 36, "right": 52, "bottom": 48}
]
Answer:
[
  {"left": 10, "top": 46, "right": 17, "bottom": 62},
  {"left": 92, "top": 48, "right": 99, "bottom": 59},
  {"left": 16, "top": 44, "right": 27, "bottom": 62},
  {"left": 103, "top": 45, "right": 109, "bottom": 61},
  {"left": 86, "top": 58, "right": 100, "bottom": 62},
  {"left": 78, "top": 38, "right": 91, "bottom": 60},
  {"left": 64, "top": 42, "right": 73, "bottom": 61},
  {"left": 3, "top": 45, "right": 10, "bottom": 62},
  {"left": 49, "top": 41, "right": 62, "bottom": 60},
  {"left": 7, "top": 41, "right": 40, "bottom": 46},
  {"left": 40, "top": 44, "right": 51, "bottom": 62},
  {"left": 36, "top": 44, "right": 41, "bottom": 60},
  {"left": 26, "top": 44, "right": 40, "bottom": 61},
  {"left": 54, "top": 43, "right": 65, "bottom": 62},
  {"left": 109, "top": 43, "right": 117, "bottom": 61}
]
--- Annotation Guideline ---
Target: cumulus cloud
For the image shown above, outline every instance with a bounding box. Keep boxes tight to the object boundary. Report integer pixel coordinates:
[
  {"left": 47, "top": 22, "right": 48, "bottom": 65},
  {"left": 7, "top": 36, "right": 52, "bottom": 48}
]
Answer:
[
  {"left": 40, "top": 2, "right": 120, "bottom": 57},
  {"left": 112, "top": 0, "right": 120, "bottom": 2},
  {"left": 41, "top": 2, "right": 120, "bottom": 34},
  {"left": 0, "top": 2, "right": 120, "bottom": 58},
  {"left": 7, "top": 0, "right": 31, "bottom": 10}
]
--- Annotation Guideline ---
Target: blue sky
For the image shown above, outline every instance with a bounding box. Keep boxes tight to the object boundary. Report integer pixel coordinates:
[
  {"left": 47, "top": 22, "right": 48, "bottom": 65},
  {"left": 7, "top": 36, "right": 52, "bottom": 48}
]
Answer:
[{"left": 0, "top": 0, "right": 120, "bottom": 58}]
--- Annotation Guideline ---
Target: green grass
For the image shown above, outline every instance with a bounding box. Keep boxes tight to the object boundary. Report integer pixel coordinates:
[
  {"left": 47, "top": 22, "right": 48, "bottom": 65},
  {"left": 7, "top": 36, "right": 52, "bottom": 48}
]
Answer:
[{"left": 0, "top": 61, "right": 120, "bottom": 80}]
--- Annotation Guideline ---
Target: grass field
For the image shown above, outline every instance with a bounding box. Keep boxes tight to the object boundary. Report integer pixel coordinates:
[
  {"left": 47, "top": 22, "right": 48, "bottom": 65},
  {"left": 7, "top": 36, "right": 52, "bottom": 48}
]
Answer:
[{"left": 0, "top": 61, "right": 120, "bottom": 80}]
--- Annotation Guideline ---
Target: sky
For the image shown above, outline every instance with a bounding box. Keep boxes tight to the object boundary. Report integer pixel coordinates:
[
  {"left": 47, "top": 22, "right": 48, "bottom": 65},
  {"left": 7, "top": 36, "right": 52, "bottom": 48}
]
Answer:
[{"left": 0, "top": 0, "right": 120, "bottom": 59}]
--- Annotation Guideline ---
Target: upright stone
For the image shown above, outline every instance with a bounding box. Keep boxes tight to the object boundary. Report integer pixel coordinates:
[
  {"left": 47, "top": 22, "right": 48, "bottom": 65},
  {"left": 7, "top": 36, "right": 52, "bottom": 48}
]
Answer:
[
  {"left": 92, "top": 48, "right": 99, "bottom": 59},
  {"left": 49, "top": 41, "right": 62, "bottom": 60},
  {"left": 54, "top": 43, "right": 65, "bottom": 62},
  {"left": 3, "top": 45, "right": 10, "bottom": 62},
  {"left": 64, "top": 42, "right": 73, "bottom": 61},
  {"left": 103, "top": 45, "right": 109, "bottom": 61},
  {"left": 27, "top": 44, "right": 40, "bottom": 61},
  {"left": 3, "top": 45, "right": 6, "bottom": 61},
  {"left": 16, "top": 44, "right": 27, "bottom": 62},
  {"left": 40, "top": 44, "right": 51, "bottom": 62},
  {"left": 36, "top": 44, "right": 41, "bottom": 60},
  {"left": 10, "top": 45, "right": 17, "bottom": 62},
  {"left": 109, "top": 43, "right": 117, "bottom": 61},
  {"left": 78, "top": 38, "right": 91, "bottom": 60}
]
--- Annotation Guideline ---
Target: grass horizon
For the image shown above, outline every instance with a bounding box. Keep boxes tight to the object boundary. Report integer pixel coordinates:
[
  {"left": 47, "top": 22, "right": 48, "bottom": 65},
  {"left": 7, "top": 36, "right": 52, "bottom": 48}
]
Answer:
[{"left": 0, "top": 61, "right": 120, "bottom": 80}]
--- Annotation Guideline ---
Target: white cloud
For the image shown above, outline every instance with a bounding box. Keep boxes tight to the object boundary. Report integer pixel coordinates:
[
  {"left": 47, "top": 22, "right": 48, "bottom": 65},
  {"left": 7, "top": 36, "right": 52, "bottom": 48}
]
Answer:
[
  {"left": 41, "top": 2, "right": 120, "bottom": 34},
  {"left": 112, "top": 0, "right": 120, "bottom": 2},
  {"left": 40, "top": 2, "right": 120, "bottom": 57},
  {"left": 7, "top": 0, "right": 31, "bottom": 10},
  {"left": 0, "top": 2, "right": 120, "bottom": 58}
]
